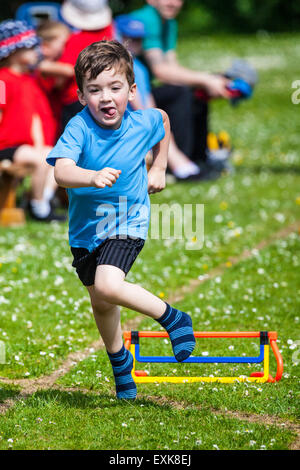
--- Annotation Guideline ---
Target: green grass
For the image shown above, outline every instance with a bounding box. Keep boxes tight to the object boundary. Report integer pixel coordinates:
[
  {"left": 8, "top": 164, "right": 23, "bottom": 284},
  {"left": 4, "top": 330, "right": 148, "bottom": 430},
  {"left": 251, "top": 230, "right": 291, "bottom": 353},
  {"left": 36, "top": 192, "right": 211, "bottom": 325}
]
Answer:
[
  {"left": 0, "top": 390, "right": 295, "bottom": 450},
  {"left": 0, "top": 33, "right": 299, "bottom": 450},
  {"left": 0, "top": 170, "right": 299, "bottom": 379},
  {"left": 0, "top": 384, "right": 20, "bottom": 403}
]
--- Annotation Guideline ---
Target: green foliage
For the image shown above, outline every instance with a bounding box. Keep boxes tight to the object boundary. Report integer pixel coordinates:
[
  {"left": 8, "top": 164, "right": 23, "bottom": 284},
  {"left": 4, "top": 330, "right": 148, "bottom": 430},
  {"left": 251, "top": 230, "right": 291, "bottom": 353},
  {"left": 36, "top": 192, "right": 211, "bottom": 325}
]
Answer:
[
  {"left": 110, "top": 0, "right": 300, "bottom": 33},
  {"left": 0, "top": 0, "right": 299, "bottom": 32},
  {"left": 204, "top": 0, "right": 299, "bottom": 31}
]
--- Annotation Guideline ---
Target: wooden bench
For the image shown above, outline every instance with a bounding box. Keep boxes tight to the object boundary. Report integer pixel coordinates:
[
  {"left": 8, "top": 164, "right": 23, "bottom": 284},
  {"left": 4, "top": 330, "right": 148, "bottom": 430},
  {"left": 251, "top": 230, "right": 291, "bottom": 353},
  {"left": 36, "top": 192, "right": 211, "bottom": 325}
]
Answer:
[{"left": 0, "top": 160, "right": 33, "bottom": 227}]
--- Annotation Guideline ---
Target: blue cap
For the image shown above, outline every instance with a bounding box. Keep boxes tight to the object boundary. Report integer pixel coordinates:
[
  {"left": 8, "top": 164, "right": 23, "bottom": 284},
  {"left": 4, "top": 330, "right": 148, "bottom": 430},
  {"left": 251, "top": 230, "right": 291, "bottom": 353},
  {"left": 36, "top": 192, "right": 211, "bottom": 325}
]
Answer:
[
  {"left": 0, "top": 19, "right": 39, "bottom": 60},
  {"left": 115, "top": 15, "right": 145, "bottom": 38}
]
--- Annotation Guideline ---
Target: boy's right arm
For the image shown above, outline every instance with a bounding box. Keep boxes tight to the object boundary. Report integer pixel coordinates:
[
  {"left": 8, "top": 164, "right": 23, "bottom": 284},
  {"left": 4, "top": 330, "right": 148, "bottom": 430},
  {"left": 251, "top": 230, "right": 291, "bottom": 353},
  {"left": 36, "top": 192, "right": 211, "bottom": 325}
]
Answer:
[
  {"left": 145, "top": 49, "right": 230, "bottom": 98},
  {"left": 38, "top": 60, "right": 74, "bottom": 79},
  {"left": 54, "top": 158, "right": 121, "bottom": 189}
]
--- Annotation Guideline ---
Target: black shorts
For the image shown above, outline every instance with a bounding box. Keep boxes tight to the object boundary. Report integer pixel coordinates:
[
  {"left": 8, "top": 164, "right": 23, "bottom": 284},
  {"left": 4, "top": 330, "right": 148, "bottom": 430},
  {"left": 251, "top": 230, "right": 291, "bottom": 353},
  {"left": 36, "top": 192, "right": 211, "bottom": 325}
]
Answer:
[
  {"left": 0, "top": 147, "right": 18, "bottom": 162},
  {"left": 71, "top": 236, "right": 145, "bottom": 286}
]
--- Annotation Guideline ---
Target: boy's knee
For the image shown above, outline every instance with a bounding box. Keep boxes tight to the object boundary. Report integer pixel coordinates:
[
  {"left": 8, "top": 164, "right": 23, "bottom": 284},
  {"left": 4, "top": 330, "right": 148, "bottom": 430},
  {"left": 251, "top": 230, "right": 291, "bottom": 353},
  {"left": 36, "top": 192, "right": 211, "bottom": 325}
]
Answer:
[
  {"left": 91, "top": 299, "right": 115, "bottom": 315},
  {"left": 94, "top": 277, "right": 122, "bottom": 302},
  {"left": 14, "top": 145, "right": 47, "bottom": 167}
]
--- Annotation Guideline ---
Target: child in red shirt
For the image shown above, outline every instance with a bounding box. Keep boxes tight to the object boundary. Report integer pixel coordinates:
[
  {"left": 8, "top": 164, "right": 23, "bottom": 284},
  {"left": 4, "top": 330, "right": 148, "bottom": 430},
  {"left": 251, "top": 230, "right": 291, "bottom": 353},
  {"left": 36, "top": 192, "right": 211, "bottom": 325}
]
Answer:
[
  {"left": 0, "top": 19, "right": 65, "bottom": 221},
  {"left": 59, "top": 0, "right": 115, "bottom": 128},
  {"left": 36, "top": 21, "right": 73, "bottom": 139}
]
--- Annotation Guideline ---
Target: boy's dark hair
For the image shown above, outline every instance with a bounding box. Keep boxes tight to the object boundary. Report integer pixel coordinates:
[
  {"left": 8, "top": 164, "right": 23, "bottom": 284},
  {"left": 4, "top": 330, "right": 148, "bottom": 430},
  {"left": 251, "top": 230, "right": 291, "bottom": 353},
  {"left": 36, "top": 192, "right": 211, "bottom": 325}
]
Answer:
[{"left": 75, "top": 40, "right": 135, "bottom": 92}]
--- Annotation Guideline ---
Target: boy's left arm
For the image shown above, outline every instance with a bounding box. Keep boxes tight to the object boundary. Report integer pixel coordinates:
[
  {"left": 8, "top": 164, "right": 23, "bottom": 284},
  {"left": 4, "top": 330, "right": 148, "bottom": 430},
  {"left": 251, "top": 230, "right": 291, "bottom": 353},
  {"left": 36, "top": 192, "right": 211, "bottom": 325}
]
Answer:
[{"left": 148, "top": 109, "right": 170, "bottom": 194}]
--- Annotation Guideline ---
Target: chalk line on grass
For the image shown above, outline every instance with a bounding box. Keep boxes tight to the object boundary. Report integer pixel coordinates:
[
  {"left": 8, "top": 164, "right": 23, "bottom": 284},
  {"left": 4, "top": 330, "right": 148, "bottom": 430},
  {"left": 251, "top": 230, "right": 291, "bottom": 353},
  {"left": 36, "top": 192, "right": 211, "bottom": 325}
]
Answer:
[
  {"left": 0, "top": 317, "right": 141, "bottom": 393},
  {"left": 145, "top": 394, "right": 300, "bottom": 450},
  {"left": 168, "top": 220, "right": 300, "bottom": 304}
]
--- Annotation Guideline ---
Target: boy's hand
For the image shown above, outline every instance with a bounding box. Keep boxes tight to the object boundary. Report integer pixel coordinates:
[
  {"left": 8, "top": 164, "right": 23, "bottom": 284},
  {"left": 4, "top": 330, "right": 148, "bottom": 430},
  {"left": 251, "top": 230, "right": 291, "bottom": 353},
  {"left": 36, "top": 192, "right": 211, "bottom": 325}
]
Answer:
[
  {"left": 91, "top": 168, "right": 121, "bottom": 188},
  {"left": 147, "top": 166, "right": 166, "bottom": 194}
]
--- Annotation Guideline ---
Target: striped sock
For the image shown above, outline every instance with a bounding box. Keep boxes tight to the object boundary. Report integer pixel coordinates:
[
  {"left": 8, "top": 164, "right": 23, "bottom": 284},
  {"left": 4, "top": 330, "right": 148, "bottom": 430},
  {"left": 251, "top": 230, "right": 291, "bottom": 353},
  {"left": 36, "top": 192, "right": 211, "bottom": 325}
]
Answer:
[
  {"left": 107, "top": 344, "right": 137, "bottom": 400},
  {"left": 157, "top": 303, "right": 196, "bottom": 362}
]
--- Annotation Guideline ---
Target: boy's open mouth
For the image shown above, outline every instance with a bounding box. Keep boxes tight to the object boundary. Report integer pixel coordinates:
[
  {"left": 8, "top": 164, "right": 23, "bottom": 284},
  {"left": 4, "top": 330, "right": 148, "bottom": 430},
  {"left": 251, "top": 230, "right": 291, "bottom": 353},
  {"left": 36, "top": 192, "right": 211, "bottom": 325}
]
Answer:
[{"left": 101, "top": 106, "right": 117, "bottom": 118}]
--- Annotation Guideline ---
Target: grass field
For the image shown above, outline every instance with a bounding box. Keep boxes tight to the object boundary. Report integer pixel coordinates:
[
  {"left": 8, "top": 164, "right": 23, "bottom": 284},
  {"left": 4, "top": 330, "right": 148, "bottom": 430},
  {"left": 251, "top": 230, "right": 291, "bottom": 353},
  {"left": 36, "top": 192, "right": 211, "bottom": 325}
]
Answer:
[{"left": 0, "top": 33, "right": 299, "bottom": 451}]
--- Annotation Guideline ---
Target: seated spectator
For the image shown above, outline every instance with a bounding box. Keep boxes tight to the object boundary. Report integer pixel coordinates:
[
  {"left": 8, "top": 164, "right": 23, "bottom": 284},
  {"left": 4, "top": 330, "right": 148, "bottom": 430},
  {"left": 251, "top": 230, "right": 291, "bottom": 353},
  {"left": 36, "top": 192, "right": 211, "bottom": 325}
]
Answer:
[
  {"left": 0, "top": 19, "right": 65, "bottom": 221},
  {"left": 115, "top": 14, "right": 202, "bottom": 181},
  {"left": 58, "top": 0, "right": 115, "bottom": 129},
  {"left": 130, "top": 0, "right": 231, "bottom": 172}
]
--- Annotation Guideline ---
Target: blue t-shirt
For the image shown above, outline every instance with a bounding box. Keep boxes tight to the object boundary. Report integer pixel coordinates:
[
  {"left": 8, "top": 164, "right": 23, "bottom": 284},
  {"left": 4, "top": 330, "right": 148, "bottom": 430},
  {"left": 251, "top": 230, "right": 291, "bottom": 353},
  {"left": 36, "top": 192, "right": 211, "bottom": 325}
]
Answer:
[{"left": 47, "top": 107, "right": 165, "bottom": 251}]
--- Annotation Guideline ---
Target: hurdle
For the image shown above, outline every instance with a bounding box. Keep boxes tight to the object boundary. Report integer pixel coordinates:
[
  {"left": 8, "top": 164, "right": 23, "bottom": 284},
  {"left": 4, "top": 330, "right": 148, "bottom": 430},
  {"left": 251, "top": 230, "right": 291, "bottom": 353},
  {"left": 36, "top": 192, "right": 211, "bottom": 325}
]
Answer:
[{"left": 123, "top": 331, "right": 283, "bottom": 384}]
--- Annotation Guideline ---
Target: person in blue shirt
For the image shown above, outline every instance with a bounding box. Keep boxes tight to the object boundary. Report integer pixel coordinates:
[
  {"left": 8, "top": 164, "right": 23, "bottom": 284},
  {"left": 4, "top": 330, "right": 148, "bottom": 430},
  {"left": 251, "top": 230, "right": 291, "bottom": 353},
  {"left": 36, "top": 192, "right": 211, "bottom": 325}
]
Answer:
[
  {"left": 130, "top": 0, "right": 231, "bottom": 172},
  {"left": 115, "top": 15, "right": 202, "bottom": 182},
  {"left": 114, "top": 14, "right": 154, "bottom": 110},
  {"left": 115, "top": 14, "right": 203, "bottom": 181},
  {"left": 47, "top": 40, "right": 195, "bottom": 400}
]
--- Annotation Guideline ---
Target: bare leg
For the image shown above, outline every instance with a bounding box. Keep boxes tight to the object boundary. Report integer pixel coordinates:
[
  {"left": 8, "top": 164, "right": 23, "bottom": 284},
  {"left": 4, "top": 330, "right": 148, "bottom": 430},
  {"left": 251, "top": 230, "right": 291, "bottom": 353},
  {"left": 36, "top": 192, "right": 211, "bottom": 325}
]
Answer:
[
  {"left": 13, "top": 145, "right": 49, "bottom": 200},
  {"left": 86, "top": 265, "right": 166, "bottom": 353},
  {"left": 89, "top": 264, "right": 195, "bottom": 366},
  {"left": 86, "top": 284, "right": 123, "bottom": 354},
  {"left": 36, "top": 146, "right": 59, "bottom": 201},
  {"left": 86, "top": 283, "right": 137, "bottom": 400},
  {"left": 167, "top": 133, "right": 197, "bottom": 172},
  {"left": 34, "top": 146, "right": 58, "bottom": 201},
  {"left": 146, "top": 134, "right": 200, "bottom": 177},
  {"left": 94, "top": 265, "right": 166, "bottom": 319},
  {"left": 12, "top": 144, "right": 65, "bottom": 221}
]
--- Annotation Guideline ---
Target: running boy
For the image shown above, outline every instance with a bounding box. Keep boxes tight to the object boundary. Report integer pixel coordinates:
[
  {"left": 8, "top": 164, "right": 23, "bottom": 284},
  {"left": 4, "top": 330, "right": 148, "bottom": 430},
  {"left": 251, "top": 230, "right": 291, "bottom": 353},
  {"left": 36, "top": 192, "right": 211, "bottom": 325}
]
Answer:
[{"left": 47, "top": 40, "right": 195, "bottom": 400}]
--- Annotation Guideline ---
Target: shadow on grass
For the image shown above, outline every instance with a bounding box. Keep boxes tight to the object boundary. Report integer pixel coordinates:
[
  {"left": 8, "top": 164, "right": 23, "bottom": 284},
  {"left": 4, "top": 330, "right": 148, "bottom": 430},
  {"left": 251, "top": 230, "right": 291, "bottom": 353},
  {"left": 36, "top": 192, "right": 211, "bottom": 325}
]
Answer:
[
  {"left": 23, "top": 388, "right": 175, "bottom": 411},
  {"left": 0, "top": 385, "right": 20, "bottom": 403}
]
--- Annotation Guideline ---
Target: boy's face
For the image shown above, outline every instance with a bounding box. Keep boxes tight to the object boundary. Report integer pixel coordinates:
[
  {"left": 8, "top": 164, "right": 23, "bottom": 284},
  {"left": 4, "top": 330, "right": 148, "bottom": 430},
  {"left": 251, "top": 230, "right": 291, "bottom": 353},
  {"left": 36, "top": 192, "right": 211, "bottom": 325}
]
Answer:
[
  {"left": 77, "top": 67, "right": 136, "bottom": 130},
  {"left": 149, "top": 0, "right": 183, "bottom": 19},
  {"left": 10, "top": 47, "right": 38, "bottom": 69},
  {"left": 41, "top": 31, "right": 70, "bottom": 61}
]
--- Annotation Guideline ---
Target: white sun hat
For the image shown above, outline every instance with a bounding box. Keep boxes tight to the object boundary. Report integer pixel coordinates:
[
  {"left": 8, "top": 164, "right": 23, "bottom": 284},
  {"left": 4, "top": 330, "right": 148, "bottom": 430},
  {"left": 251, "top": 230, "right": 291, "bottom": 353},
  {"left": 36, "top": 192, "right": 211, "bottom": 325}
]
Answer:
[{"left": 61, "top": 0, "right": 112, "bottom": 31}]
